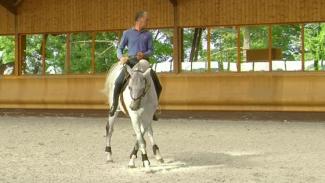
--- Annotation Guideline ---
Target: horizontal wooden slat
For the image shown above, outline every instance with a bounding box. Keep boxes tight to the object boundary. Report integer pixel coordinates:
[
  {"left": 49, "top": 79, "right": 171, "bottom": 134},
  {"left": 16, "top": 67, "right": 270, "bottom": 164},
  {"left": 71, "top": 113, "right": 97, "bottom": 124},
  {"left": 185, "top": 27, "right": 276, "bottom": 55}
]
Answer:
[
  {"left": 1, "top": 73, "right": 325, "bottom": 111},
  {"left": 0, "top": 4, "right": 15, "bottom": 34},
  {"left": 16, "top": 0, "right": 174, "bottom": 34},
  {"left": 3, "top": 0, "right": 325, "bottom": 34},
  {"left": 178, "top": 0, "right": 325, "bottom": 27}
]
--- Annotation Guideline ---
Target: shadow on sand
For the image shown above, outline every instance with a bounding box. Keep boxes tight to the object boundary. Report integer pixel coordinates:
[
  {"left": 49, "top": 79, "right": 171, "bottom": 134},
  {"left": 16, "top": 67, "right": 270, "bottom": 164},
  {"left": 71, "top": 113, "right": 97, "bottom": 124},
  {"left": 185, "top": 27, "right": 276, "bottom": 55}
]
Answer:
[{"left": 149, "top": 151, "right": 263, "bottom": 173}]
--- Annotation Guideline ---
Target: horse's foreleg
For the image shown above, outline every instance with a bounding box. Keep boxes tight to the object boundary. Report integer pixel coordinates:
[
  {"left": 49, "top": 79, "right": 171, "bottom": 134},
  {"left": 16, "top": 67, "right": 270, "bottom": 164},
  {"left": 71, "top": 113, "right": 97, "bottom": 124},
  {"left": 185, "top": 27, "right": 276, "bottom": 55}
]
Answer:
[
  {"left": 147, "top": 125, "right": 164, "bottom": 163},
  {"left": 128, "top": 141, "right": 139, "bottom": 168},
  {"left": 105, "top": 111, "right": 118, "bottom": 163},
  {"left": 130, "top": 116, "right": 150, "bottom": 171}
]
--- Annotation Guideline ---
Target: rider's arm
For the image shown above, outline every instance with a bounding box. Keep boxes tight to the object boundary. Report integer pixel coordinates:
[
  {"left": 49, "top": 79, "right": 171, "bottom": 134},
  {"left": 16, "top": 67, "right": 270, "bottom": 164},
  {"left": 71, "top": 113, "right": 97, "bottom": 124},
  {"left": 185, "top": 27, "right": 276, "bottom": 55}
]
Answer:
[
  {"left": 144, "top": 32, "right": 153, "bottom": 58},
  {"left": 117, "top": 31, "right": 128, "bottom": 60}
]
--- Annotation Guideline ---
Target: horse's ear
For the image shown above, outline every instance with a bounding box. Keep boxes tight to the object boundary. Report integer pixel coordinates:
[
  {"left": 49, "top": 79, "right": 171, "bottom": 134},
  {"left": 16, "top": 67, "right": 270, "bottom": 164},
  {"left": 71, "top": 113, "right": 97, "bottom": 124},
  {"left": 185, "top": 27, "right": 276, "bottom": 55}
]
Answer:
[
  {"left": 143, "top": 68, "right": 152, "bottom": 78},
  {"left": 125, "top": 65, "right": 133, "bottom": 76}
]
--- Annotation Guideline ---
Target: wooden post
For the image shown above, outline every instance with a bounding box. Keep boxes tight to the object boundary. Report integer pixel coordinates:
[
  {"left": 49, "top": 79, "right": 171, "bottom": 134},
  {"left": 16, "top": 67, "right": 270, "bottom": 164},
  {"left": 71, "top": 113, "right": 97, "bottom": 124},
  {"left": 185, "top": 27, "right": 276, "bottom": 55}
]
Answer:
[
  {"left": 172, "top": 0, "right": 181, "bottom": 73},
  {"left": 14, "top": 35, "right": 20, "bottom": 76},
  {"left": 14, "top": 35, "right": 26, "bottom": 76},
  {"left": 41, "top": 34, "right": 48, "bottom": 75},
  {"left": 14, "top": 13, "right": 21, "bottom": 76},
  {"left": 301, "top": 24, "right": 305, "bottom": 71},
  {"left": 207, "top": 27, "right": 211, "bottom": 72},
  {"left": 19, "top": 35, "right": 26, "bottom": 75},
  {"left": 268, "top": 25, "right": 272, "bottom": 71},
  {"left": 91, "top": 32, "right": 96, "bottom": 74},
  {"left": 236, "top": 26, "right": 241, "bottom": 72},
  {"left": 65, "top": 33, "right": 71, "bottom": 74}
]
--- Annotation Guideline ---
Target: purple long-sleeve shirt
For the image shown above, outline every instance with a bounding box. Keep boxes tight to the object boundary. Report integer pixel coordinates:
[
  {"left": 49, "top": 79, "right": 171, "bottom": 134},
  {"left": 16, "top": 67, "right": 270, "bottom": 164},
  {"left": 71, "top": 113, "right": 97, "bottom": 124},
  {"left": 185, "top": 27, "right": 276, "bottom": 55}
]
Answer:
[{"left": 117, "top": 28, "right": 154, "bottom": 59}]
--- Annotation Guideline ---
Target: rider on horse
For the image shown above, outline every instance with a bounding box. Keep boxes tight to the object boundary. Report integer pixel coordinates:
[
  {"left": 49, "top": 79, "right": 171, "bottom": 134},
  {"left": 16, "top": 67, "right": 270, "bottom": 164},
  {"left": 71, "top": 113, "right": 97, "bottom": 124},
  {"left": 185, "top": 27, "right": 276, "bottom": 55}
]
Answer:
[{"left": 109, "top": 11, "right": 162, "bottom": 120}]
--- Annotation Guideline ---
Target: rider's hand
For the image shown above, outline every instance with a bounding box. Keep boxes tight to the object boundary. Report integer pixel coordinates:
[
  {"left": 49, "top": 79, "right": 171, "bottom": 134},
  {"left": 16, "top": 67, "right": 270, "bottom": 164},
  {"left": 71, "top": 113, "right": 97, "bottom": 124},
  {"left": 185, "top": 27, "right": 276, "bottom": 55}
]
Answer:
[
  {"left": 136, "top": 52, "right": 145, "bottom": 60},
  {"left": 119, "top": 56, "right": 128, "bottom": 64}
]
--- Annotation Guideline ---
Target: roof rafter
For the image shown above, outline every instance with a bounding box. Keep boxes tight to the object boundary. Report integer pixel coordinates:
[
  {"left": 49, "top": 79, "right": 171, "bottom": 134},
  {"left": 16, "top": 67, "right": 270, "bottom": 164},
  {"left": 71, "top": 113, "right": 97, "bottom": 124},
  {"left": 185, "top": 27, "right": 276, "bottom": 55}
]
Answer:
[
  {"left": 0, "top": 0, "right": 21, "bottom": 14},
  {"left": 169, "top": 0, "right": 177, "bottom": 7}
]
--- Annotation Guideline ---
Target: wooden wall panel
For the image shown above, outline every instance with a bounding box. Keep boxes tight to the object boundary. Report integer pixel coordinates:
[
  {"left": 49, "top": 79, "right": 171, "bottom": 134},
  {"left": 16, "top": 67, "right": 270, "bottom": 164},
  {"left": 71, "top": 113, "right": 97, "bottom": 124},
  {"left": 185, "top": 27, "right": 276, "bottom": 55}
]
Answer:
[
  {"left": 2, "top": 73, "right": 325, "bottom": 111},
  {"left": 0, "top": 5, "right": 15, "bottom": 34},
  {"left": 179, "top": 0, "right": 325, "bottom": 27},
  {"left": 5, "top": 0, "right": 325, "bottom": 34},
  {"left": 17, "top": 0, "right": 174, "bottom": 34}
]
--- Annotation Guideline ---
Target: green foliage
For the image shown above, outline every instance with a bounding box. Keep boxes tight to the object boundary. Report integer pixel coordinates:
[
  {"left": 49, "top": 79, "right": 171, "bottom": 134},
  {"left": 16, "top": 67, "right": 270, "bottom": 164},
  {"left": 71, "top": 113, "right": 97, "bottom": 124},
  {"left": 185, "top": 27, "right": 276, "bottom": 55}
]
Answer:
[
  {"left": 70, "top": 33, "right": 92, "bottom": 74},
  {"left": 183, "top": 28, "right": 207, "bottom": 62},
  {"left": 244, "top": 26, "right": 269, "bottom": 49},
  {"left": 95, "top": 32, "right": 118, "bottom": 73},
  {"left": 150, "top": 29, "right": 173, "bottom": 64},
  {"left": 46, "top": 34, "right": 66, "bottom": 74},
  {"left": 272, "top": 25, "right": 301, "bottom": 61},
  {"left": 210, "top": 27, "right": 237, "bottom": 71},
  {"left": 211, "top": 27, "right": 237, "bottom": 63},
  {"left": 304, "top": 23, "right": 325, "bottom": 71},
  {"left": 0, "top": 36, "right": 15, "bottom": 65},
  {"left": 24, "top": 35, "right": 43, "bottom": 75},
  {"left": 1, "top": 25, "right": 325, "bottom": 74}
]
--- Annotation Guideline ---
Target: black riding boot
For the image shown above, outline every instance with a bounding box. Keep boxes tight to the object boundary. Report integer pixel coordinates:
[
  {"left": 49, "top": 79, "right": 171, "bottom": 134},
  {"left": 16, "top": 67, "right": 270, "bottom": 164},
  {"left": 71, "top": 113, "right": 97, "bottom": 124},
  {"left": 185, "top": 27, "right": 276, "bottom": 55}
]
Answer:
[
  {"left": 150, "top": 70, "right": 162, "bottom": 121},
  {"left": 109, "top": 68, "right": 127, "bottom": 117},
  {"left": 150, "top": 70, "right": 162, "bottom": 99}
]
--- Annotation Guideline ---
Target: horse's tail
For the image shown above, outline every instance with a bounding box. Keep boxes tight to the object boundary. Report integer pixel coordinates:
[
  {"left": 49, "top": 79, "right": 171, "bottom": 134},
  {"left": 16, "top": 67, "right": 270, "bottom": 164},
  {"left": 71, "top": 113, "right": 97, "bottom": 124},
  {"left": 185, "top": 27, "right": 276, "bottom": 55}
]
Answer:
[{"left": 101, "top": 63, "right": 121, "bottom": 97}]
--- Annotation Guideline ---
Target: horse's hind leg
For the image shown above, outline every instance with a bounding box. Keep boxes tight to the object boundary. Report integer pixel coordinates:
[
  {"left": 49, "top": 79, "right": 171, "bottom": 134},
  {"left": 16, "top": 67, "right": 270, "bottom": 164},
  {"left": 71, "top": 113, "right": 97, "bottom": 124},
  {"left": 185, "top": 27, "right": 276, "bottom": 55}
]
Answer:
[
  {"left": 147, "top": 125, "right": 164, "bottom": 163},
  {"left": 105, "top": 111, "right": 119, "bottom": 163}
]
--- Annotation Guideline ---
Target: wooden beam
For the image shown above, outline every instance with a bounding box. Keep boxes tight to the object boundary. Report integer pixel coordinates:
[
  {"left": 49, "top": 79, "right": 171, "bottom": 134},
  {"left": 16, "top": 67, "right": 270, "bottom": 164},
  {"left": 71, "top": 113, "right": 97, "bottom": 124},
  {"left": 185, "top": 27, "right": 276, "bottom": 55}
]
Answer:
[
  {"left": 91, "top": 32, "right": 96, "bottom": 74},
  {"left": 236, "top": 26, "right": 241, "bottom": 72},
  {"left": 0, "top": 0, "right": 17, "bottom": 14},
  {"left": 14, "top": 34, "right": 19, "bottom": 75},
  {"left": 14, "top": 12, "right": 19, "bottom": 76},
  {"left": 41, "top": 34, "right": 48, "bottom": 75},
  {"left": 268, "top": 25, "right": 272, "bottom": 71},
  {"left": 301, "top": 24, "right": 305, "bottom": 71},
  {"left": 172, "top": 0, "right": 181, "bottom": 73},
  {"left": 19, "top": 35, "right": 26, "bottom": 75},
  {"left": 207, "top": 28, "right": 211, "bottom": 72},
  {"left": 169, "top": 0, "right": 177, "bottom": 6},
  {"left": 14, "top": 0, "right": 23, "bottom": 6},
  {"left": 65, "top": 33, "right": 71, "bottom": 74}
]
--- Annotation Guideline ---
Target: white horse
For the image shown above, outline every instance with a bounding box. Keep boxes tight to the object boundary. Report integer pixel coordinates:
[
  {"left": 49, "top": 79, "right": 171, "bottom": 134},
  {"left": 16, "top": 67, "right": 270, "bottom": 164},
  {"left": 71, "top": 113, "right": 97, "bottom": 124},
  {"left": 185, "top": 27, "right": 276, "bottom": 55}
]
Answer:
[{"left": 103, "top": 60, "right": 164, "bottom": 172}]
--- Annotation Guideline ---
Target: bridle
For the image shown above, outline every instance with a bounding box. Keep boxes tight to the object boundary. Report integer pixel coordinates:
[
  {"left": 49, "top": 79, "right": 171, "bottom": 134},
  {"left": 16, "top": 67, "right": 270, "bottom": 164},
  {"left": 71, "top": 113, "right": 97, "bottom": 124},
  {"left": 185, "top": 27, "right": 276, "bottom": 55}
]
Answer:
[{"left": 129, "top": 70, "right": 151, "bottom": 101}]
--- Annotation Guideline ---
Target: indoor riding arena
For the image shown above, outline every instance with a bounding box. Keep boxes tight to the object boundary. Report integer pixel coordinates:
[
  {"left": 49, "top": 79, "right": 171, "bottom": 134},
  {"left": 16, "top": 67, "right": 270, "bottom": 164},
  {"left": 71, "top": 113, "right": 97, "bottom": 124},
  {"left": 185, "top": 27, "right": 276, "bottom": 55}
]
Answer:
[{"left": 1, "top": 0, "right": 325, "bottom": 182}]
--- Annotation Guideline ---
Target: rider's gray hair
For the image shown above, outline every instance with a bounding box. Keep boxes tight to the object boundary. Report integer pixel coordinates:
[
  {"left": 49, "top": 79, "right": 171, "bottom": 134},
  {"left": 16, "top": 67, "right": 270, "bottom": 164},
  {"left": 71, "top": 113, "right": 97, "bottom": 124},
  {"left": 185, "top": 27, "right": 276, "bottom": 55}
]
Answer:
[{"left": 135, "top": 11, "right": 148, "bottom": 21}]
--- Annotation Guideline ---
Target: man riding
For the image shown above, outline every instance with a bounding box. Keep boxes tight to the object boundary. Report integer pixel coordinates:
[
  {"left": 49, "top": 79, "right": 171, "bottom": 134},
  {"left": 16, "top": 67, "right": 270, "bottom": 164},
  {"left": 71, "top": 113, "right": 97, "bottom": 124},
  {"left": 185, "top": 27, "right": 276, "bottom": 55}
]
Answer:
[{"left": 109, "top": 11, "right": 162, "bottom": 120}]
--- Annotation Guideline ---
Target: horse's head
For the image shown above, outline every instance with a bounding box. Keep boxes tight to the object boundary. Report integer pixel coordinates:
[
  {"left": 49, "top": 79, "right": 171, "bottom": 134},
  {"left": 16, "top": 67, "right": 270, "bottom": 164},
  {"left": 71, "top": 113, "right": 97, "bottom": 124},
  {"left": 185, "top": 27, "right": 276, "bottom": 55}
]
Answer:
[{"left": 126, "top": 65, "right": 151, "bottom": 111}]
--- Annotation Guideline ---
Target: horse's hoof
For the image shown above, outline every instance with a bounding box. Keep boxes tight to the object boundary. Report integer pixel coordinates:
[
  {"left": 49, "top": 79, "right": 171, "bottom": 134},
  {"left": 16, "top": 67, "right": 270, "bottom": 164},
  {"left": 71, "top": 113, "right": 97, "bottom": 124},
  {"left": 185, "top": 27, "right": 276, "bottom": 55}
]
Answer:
[
  {"left": 157, "top": 158, "right": 164, "bottom": 163},
  {"left": 145, "top": 168, "right": 153, "bottom": 174},
  {"left": 128, "top": 165, "right": 136, "bottom": 169},
  {"left": 106, "top": 160, "right": 113, "bottom": 163}
]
